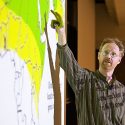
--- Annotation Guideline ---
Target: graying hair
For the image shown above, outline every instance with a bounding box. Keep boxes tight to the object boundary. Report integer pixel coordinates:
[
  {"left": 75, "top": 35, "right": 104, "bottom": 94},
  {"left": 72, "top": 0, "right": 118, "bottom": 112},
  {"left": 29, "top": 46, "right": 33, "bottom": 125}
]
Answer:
[{"left": 99, "top": 38, "right": 125, "bottom": 57}]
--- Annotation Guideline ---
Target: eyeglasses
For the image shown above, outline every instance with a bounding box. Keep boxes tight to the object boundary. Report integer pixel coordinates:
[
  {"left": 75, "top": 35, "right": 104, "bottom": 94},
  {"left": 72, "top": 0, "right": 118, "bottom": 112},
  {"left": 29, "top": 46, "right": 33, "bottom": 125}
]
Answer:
[{"left": 100, "top": 50, "right": 119, "bottom": 58}]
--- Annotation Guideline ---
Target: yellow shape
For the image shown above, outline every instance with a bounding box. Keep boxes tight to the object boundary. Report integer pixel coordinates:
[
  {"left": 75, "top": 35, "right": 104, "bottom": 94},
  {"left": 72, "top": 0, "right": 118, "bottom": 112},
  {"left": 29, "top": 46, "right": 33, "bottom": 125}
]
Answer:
[{"left": 0, "top": 1, "right": 42, "bottom": 114}]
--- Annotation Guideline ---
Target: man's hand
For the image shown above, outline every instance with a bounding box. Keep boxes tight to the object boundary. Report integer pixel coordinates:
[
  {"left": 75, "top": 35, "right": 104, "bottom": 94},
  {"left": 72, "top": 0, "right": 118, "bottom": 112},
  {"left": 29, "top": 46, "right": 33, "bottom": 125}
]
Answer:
[
  {"left": 50, "top": 10, "right": 66, "bottom": 46},
  {"left": 51, "top": 10, "right": 64, "bottom": 29}
]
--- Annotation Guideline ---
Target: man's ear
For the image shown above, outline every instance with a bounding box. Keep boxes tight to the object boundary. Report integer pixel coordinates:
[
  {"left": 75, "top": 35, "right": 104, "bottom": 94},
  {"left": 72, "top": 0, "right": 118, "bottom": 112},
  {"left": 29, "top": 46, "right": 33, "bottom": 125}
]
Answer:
[
  {"left": 117, "top": 58, "right": 121, "bottom": 64},
  {"left": 98, "top": 52, "right": 100, "bottom": 60},
  {"left": 119, "top": 58, "right": 121, "bottom": 63}
]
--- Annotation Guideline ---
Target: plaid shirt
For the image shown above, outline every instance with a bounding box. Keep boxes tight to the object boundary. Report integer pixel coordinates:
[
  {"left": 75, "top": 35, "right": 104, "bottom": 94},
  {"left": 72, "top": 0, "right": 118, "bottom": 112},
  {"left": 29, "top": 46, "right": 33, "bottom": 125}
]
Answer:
[{"left": 57, "top": 44, "right": 125, "bottom": 125}]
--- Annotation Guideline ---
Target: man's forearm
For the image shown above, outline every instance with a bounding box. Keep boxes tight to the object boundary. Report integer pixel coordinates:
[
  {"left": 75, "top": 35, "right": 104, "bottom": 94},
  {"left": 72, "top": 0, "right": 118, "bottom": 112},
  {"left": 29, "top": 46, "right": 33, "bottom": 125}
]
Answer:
[{"left": 57, "top": 27, "right": 67, "bottom": 46}]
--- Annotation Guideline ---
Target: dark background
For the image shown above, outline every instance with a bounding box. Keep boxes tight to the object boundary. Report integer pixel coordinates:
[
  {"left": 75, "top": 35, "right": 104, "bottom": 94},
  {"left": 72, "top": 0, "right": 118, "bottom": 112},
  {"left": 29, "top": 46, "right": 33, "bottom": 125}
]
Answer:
[{"left": 67, "top": 0, "right": 125, "bottom": 125}]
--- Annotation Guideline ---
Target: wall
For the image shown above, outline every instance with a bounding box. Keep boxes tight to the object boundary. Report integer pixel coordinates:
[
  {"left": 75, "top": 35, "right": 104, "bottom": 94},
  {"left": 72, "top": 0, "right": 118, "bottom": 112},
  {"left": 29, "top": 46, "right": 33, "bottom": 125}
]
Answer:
[
  {"left": 78, "top": 0, "right": 95, "bottom": 71},
  {"left": 96, "top": 4, "right": 125, "bottom": 48}
]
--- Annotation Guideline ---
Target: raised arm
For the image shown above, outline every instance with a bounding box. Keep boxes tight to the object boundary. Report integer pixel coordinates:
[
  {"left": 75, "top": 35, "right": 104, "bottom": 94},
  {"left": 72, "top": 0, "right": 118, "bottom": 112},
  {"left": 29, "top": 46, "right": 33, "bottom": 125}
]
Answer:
[
  {"left": 51, "top": 10, "right": 66, "bottom": 46},
  {"left": 50, "top": 10, "right": 90, "bottom": 94}
]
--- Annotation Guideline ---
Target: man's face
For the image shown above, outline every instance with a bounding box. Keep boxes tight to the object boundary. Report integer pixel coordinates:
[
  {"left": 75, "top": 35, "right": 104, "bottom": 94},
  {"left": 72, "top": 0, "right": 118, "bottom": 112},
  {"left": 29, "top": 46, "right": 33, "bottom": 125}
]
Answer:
[{"left": 98, "top": 43, "right": 122, "bottom": 71}]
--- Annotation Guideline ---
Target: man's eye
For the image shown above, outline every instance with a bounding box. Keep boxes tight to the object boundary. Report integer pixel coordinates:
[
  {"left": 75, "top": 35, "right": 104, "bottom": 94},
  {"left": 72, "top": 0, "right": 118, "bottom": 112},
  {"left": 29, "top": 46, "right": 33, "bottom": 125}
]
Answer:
[
  {"left": 112, "top": 52, "right": 117, "bottom": 57},
  {"left": 104, "top": 51, "right": 109, "bottom": 55}
]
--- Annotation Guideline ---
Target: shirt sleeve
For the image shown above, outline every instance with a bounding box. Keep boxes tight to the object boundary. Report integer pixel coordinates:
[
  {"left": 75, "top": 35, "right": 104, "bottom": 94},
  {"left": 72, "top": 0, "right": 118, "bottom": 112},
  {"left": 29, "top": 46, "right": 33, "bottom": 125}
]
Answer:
[{"left": 57, "top": 43, "right": 90, "bottom": 94}]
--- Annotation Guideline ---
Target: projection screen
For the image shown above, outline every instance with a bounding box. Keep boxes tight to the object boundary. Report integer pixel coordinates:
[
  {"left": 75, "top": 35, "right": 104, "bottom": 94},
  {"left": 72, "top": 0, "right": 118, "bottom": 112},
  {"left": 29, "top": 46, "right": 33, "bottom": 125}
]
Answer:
[{"left": 0, "top": 0, "right": 65, "bottom": 125}]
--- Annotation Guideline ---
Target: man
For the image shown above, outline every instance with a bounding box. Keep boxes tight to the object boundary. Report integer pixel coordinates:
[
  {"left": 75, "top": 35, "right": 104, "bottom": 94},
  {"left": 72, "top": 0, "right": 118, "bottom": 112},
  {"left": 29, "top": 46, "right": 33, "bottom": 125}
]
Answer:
[{"left": 51, "top": 10, "right": 125, "bottom": 125}]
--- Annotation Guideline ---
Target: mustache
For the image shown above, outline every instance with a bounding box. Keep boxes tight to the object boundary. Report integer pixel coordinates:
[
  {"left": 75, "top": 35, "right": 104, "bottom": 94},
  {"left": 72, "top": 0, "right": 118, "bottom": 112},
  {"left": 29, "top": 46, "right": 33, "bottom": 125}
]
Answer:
[{"left": 103, "top": 58, "right": 112, "bottom": 63}]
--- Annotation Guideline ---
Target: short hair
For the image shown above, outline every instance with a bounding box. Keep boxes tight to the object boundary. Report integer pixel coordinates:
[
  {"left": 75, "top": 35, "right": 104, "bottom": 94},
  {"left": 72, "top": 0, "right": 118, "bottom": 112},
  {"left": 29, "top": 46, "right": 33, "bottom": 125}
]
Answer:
[{"left": 99, "top": 38, "right": 125, "bottom": 57}]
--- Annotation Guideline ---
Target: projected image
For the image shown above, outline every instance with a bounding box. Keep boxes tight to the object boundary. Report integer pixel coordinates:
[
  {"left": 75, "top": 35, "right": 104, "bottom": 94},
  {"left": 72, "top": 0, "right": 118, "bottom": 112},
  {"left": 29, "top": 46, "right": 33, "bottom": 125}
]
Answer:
[{"left": 0, "top": 0, "right": 65, "bottom": 125}]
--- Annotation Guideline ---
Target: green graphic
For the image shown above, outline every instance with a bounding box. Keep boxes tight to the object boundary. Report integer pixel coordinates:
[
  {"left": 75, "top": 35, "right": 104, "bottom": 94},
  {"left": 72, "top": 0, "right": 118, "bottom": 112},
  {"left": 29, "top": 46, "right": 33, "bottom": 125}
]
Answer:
[{"left": 0, "top": 0, "right": 64, "bottom": 114}]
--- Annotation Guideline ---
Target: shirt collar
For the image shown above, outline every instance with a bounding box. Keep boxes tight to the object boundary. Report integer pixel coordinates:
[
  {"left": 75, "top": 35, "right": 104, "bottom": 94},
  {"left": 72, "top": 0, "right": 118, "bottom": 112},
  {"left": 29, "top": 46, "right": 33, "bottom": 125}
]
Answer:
[{"left": 95, "top": 70, "right": 116, "bottom": 85}]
